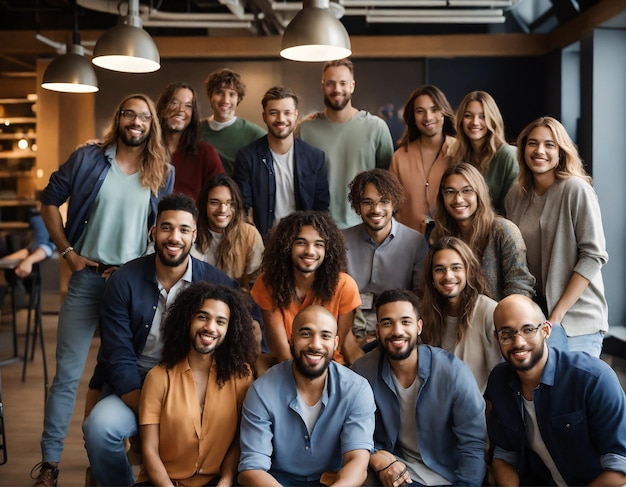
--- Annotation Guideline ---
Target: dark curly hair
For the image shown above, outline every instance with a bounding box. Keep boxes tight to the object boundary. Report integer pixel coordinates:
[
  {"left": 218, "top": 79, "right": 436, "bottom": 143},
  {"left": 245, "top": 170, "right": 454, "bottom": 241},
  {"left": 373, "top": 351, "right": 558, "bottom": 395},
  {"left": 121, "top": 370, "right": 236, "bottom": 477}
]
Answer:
[
  {"left": 156, "top": 81, "right": 201, "bottom": 159},
  {"left": 348, "top": 168, "right": 405, "bottom": 214},
  {"left": 157, "top": 193, "right": 199, "bottom": 223},
  {"left": 160, "top": 282, "right": 257, "bottom": 386},
  {"left": 260, "top": 211, "right": 347, "bottom": 310}
]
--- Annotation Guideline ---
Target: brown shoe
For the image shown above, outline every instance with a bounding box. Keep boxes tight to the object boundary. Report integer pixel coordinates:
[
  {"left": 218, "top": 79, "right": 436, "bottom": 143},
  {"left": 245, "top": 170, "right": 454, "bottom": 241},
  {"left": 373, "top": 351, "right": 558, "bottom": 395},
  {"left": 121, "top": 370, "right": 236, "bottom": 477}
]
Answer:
[{"left": 30, "top": 462, "right": 59, "bottom": 487}]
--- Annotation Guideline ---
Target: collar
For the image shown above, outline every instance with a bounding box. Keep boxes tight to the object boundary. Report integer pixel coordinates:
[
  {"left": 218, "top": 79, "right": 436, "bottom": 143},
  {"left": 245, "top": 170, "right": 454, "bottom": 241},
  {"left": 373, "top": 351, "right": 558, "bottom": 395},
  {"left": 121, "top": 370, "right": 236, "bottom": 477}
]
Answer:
[{"left": 360, "top": 217, "right": 398, "bottom": 247}]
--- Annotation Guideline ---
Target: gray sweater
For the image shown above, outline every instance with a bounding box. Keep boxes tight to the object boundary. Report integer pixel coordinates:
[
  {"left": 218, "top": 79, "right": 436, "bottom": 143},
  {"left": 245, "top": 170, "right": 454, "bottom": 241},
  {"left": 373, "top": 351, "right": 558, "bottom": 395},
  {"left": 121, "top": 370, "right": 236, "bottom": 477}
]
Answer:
[{"left": 505, "top": 176, "right": 608, "bottom": 336}]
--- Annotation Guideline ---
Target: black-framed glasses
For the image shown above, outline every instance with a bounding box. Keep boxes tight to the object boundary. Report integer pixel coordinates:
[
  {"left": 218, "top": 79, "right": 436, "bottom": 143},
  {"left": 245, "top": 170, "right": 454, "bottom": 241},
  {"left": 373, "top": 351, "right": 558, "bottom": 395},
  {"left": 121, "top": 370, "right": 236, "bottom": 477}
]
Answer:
[
  {"left": 495, "top": 323, "right": 545, "bottom": 344},
  {"left": 442, "top": 187, "right": 475, "bottom": 198},
  {"left": 119, "top": 109, "right": 152, "bottom": 123}
]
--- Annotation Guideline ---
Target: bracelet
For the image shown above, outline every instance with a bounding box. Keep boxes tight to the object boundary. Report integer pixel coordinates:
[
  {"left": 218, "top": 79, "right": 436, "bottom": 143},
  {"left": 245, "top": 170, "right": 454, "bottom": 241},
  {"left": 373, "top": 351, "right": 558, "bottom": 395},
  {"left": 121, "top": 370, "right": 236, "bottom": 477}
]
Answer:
[
  {"left": 60, "top": 246, "right": 74, "bottom": 258},
  {"left": 375, "top": 459, "right": 398, "bottom": 474}
]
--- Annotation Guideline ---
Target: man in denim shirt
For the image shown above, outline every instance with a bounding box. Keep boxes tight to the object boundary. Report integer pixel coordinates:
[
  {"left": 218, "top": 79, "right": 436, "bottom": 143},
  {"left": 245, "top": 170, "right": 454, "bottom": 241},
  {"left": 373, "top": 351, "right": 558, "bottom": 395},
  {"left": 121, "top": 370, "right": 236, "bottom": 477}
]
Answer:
[
  {"left": 487, "top": 294, "right": 626, "bottom": 486},
  {"left": 238, "top": 305, "right": 375, "bottom": 486},
  {"left": 352, "top": 289, "right": 487, "bottom": 487}
]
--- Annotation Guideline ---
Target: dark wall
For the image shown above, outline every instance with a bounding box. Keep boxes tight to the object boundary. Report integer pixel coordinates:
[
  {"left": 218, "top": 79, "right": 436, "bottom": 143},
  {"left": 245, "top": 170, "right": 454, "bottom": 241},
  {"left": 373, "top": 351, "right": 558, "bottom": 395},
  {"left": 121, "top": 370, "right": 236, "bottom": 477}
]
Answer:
[{"left": 426, "top": 55, "right": 554, "bottom": 143}]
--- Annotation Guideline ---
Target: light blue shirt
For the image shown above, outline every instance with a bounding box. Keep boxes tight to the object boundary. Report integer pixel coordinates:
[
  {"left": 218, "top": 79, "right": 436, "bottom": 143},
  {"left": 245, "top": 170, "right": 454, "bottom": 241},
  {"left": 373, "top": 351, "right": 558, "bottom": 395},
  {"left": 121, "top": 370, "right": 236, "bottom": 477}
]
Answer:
[
  {"left": 238, "top": 360, "right": 375, "bottom": 481},
  {"left": 343, "top": 218, "right": 428, "bottom": 335}
]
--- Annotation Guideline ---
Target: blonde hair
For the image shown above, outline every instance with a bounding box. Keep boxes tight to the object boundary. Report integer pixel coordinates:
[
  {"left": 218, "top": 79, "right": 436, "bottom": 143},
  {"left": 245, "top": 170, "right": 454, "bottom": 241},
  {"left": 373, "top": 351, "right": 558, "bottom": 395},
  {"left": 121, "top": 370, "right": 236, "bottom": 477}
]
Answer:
[
  {"left": 451, "top": 91, "right": 507, "bottom": 173},
  {"left": 515, "top": 116, "right": 592, "bottom": 198},
  {"left": 101, "top": 93, "right": 170, "bottom": 195}
]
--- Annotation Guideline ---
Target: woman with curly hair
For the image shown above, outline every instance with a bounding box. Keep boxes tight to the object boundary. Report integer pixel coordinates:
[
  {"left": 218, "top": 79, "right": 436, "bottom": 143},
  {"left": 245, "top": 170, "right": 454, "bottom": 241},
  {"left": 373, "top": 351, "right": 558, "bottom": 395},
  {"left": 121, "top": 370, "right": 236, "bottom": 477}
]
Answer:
[
  {"left": 138, "top": 282, "right": 257, "bottom": 487},
  {"left": 431, "top": 163, "right": 535, "bottom": 301},
  {"left": 505, "top": 116, "right": 608, "bottom": 356},
  {"left": 450, "top": 91, "right": 518, "bottom": 214},
  {"left": 250, "top": 211, "right": 361, "bottom": 365},
  {"left": 192, "top": 174, "right": 264, "bottom": 292}
]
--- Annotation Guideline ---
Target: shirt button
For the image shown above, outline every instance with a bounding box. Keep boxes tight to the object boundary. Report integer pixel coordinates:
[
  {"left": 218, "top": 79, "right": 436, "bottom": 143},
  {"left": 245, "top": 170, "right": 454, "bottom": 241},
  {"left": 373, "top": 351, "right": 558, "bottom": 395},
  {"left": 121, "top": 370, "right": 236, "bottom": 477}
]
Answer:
[
  {"left": 305, "top": 446, "right": 309, "bottom": 450},
  {"left": 565, "top": 423, "right": 570, "bottom": 428},
  {"left": 145, "top": 324, "right": 149, "bottom": 328}
]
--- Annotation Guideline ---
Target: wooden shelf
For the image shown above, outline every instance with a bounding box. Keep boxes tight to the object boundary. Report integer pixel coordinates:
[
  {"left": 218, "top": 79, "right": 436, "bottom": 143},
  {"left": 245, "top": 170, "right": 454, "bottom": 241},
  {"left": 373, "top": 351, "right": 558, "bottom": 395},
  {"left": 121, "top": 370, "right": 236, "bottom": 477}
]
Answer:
[
  {"left": 0, "top": 170, "right": 35, "bottom": 177},
  {"left": 0, "top": 222, "right": 30, "bottom": 230},
  {"left": 0, "top": 134, "right": 36, "bottom": 141},
  {"left": 0, "top": 150, "right": 36, "bottom": 159},
  {"left": 0, "top": 117, "right": 36, "bottom": 124},
  {"left": 0, "top": 97, "right": 36, "bottom": 104},
  {"left": 0, "top": 199, "right": 39, "bottom": 207}
]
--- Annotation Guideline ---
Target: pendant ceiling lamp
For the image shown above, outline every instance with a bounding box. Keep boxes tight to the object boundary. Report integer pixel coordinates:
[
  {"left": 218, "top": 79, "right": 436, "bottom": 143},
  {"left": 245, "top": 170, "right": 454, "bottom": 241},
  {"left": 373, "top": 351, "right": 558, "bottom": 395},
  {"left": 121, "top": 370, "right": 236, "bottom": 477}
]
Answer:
[
  {"left": 41, "top": 1, "right": 99, "bottom": 93},
  {"left": 280, "top": 0, "right": 352, "bottom": 62},
  {"left": 92, "top": 0, "right": 160, "bottom": 73}
]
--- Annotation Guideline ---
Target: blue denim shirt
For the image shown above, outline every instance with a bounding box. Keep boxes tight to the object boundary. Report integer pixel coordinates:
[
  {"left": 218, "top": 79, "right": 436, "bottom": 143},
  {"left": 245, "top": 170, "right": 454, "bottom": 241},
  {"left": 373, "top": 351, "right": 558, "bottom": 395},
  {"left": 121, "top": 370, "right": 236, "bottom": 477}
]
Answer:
[
  {"left": 239, "top": 360, "right": 375, "bottom": 481},
  {"left": 486, "top": 347, "right": 626, "bottom": 485},
  {"left": 352, "top": 345, "right": 487, "bottom": 487},
  {"left": 41, "top": 144, "right": 174, "bottom": 245}
]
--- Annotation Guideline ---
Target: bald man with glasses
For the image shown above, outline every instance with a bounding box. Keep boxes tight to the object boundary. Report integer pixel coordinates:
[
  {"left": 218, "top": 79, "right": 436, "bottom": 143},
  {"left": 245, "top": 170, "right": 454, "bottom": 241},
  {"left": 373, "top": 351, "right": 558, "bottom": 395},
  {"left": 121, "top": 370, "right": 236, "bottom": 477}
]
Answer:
[{"left": 486, "top": 294, "right": 626, "bottom": 487}]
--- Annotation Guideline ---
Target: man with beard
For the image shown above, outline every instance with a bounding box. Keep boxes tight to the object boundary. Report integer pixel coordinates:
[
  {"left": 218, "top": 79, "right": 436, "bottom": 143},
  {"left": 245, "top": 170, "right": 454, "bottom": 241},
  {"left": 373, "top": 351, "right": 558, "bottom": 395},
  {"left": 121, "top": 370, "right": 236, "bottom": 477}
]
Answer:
[
  {"left": 250, "top": 211, "right": 361, "bottom": 365},
  {"left": 82, "top": 194, "right": 240, "bottom": 486},
  {"left": 343, "top": 169, "right": 427, "bottom": 348},
  {"left": 33, "top": 94, "right": 174, "bottom": 487},
  {"left": 137, "top": 282, "right": 257, "bottom": 487},
  {"left": 298, "top": 58, "right": 394, "bottom": 229},
  {"left": 233, "top": 86, "right": 329, "bottom": 239},
  {"left": 238, "top": 305, "right": 375, "bottom": 487},
  {"left": 352, "top": 289, "right": 487, "bottom": 487},
  {"left": 486, "top": 294, "right": 626, "bottom": 487},
  {"left": 157, "top": 81, "right": 224, "bottom": 199}
]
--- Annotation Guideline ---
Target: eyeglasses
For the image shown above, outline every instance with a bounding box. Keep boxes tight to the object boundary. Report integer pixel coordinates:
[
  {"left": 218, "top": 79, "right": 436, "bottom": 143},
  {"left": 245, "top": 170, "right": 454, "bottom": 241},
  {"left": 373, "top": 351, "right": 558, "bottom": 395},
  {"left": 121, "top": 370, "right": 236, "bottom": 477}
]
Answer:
[
  {"left": 168, "top": 100, "right": 194, "bottom": 112},
  {"left": 360, "top": 198, "right": 392, "bottom": 209},
  {"left": 432, "top": 264, "right": 464, "bottom": 276},
  {"left": 442, "top": 187, "right": 475, "bottom": 198},
  {"left": 120, "top": 110, "right": 152, "bottom": 123},
  {"left": 208, "top": 199, "right": 234, "bottom": 210},
  {"left": 495, "top": 323, "right": 545, "bottom": 344}
]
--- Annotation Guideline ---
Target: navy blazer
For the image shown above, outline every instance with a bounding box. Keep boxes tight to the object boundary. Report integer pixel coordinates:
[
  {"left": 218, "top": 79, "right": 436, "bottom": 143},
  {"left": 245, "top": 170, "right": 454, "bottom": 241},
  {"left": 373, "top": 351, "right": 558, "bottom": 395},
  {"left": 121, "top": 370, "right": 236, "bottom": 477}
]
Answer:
[
  {"left": 89, "top": 254, "right": 262, "bottom": 395},
  {"left": 233, "top": 136, "right": 330, "bottom": 238}
]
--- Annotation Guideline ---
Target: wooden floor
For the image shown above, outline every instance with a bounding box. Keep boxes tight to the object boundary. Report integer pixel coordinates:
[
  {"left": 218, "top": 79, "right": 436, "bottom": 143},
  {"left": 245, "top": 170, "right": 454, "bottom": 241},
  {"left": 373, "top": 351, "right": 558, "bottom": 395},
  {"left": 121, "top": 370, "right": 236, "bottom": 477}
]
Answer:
[
  {"left": 0, "top": 298, "right": 100, "bottom": 487},
  {"left": 0, "top": 289, "right": 624, "bottom": 487}
]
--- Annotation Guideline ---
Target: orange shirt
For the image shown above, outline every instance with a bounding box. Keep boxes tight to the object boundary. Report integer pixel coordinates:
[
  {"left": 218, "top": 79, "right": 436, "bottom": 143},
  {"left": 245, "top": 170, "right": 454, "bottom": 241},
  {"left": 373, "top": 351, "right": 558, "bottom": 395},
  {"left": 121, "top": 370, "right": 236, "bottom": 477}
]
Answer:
[
  {"left": 137, "top": 360, "right": 253, "bottom": 487},
  {"left": 251, "top": 272, "right": 361, "bottom": 362}
]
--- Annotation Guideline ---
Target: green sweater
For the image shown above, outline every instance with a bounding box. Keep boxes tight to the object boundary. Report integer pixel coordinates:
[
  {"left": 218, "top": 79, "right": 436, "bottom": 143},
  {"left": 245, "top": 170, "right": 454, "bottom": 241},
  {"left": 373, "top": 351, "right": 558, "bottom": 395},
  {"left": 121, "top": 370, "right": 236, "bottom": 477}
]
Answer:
[{"left": 200, "top": 118, "right": 266, "bottom": 175}]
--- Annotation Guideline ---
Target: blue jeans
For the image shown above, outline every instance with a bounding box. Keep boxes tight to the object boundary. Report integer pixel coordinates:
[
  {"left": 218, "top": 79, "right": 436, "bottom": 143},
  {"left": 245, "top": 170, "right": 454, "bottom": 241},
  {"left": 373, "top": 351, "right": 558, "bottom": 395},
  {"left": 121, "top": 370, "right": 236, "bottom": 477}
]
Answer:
[
  {"left": 83, "top": 387, "right": 136, "bottom": 486},
  {"left": 567, "top": 331, "right": 605, "bottom": 358},
  {"left": 41, "top": 268, "right": 107, "bottom": 462}
]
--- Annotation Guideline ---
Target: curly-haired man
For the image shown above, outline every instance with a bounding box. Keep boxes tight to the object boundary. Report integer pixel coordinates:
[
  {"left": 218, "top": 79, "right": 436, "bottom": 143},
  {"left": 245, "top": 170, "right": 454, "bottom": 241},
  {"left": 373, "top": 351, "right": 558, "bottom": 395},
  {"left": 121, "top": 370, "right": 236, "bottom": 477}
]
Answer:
[
  {"left": 250, "top": 211, "right": 362, "bottom": 365},
  {"left": 137, "top": 282, "right": 257, "bottom": 487},
  {"left": 343, "top": 169, "right": 428, "bottom": 347}
]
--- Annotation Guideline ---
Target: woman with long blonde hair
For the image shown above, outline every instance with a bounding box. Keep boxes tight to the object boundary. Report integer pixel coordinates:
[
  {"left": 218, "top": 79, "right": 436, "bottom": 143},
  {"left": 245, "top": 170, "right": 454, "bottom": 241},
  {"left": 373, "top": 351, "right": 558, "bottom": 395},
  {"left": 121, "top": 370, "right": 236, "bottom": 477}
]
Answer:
[
  {"left": 505, "top": 116, "right": 608, "bottom": 356},
  {"left": 450, "top": 91, "right": 518, "bottom": 214},
  {"left": 193, "top": 174, "right": 263, "bottom": 292}
]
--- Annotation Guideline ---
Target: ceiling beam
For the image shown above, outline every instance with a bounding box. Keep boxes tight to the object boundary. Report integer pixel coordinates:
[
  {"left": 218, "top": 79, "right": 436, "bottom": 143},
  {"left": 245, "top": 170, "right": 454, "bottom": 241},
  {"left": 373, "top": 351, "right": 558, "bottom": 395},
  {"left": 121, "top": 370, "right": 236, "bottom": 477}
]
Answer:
[{"left": 0, "top": 0, "right": 622, "bottom": 61}]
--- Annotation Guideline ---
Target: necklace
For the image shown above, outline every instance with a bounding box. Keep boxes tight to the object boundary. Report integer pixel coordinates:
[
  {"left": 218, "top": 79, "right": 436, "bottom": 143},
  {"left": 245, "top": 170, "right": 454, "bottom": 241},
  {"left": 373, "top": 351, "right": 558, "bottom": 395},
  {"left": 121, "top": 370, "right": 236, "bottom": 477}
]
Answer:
[{"left": 418, "top": 137, "right": 445, "bottom": 220}]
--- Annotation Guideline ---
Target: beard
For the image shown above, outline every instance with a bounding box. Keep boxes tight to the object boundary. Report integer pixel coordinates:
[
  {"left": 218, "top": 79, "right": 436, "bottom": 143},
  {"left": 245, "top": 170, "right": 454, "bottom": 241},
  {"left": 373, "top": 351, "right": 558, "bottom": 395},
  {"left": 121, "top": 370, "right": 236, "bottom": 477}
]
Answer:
[
  {"left": 291, "top": 345, "right": 331, "bottom": 380},
  {"left": 323, "top": 92, "right": 351, "bottom": 112},
  {"left": 155, "top": 242, "right": 190, "bottom": 268},
  {"left": 507, "top": 343, "right": 545, "bottom": 372},
  {"left": 119, "top": 126, "right": 148, "bottom": 147},
  {"left": 382, "top": 335, "right": 419, "bottom": 361}
]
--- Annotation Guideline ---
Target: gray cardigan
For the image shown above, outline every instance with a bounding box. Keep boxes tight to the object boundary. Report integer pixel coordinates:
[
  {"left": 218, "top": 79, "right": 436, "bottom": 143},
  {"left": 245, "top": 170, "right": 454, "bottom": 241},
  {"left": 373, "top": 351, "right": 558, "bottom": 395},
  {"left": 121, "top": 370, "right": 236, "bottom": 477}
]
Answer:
[{"left": 505, "top": 176, "right": 608, "bottom": 336}]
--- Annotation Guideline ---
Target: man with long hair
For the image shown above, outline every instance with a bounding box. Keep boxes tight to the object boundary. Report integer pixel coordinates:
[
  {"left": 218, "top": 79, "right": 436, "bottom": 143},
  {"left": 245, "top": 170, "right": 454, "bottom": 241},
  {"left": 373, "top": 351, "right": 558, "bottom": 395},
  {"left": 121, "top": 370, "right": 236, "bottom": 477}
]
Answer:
[
  {"left": 343, "top": 168, "right": 428, "bottom": 346},
  {"left": 137, "top": 282, "right": 257, "bottom": 487},
  {"left": 82, "top": 194, "right": 240, "bottom": 486},
  {"left": 200, "top": 68, "right": 265, "bottom": 175},
  {"left": 34, "top": 93, "right": 174, "bottom": 487},
  {"left": 298, "top": 58, "right": 394, "bottom": 229},
  {"left": 250, "top": 211, "right": 361, "bottom": 365},
  {"left": 431, "top": 163, "right": 535, "bottom": 301},
  {"left": 233, "top": 86, "right": 329, "bottom": 239},
  {"left": 352, "top": 288, "right": 487, "bottom": 487},
  {"left": 389, "top": 85, "right": 456, "bottom": 238},
  {"left": 420, "top": 236, "right": 501, "bottom": 393},
  {"left": 156, "top": 81, "right": 224, "bottom": 199}
]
